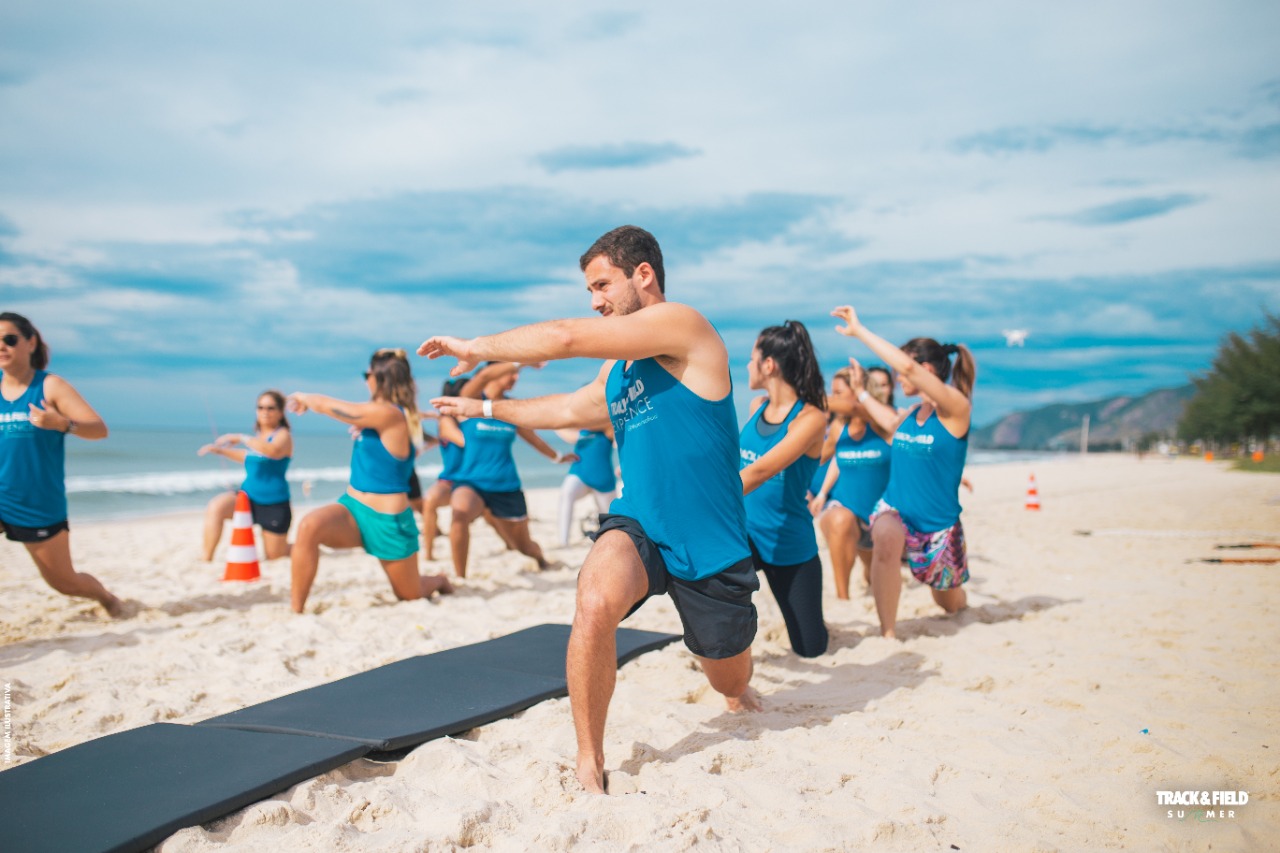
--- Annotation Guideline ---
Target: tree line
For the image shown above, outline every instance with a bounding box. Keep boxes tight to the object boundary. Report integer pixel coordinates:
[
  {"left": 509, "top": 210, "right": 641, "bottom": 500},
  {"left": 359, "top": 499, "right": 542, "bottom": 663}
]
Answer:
[{"left": 1178, "top": 312, "right": 1280, "bottom": 446}]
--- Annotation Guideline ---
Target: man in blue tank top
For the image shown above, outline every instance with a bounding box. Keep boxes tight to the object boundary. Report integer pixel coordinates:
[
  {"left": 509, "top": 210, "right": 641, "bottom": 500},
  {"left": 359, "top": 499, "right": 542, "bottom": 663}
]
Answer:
[{"left": 423, "top": 225, "right": 760, "bottom": 794}]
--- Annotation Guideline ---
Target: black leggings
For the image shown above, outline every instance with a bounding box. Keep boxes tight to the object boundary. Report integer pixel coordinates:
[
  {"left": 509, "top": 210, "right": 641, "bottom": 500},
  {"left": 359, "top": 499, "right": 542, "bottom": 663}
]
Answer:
[{"left": 750, "top": 541, "right": 828, "bottom": 658}]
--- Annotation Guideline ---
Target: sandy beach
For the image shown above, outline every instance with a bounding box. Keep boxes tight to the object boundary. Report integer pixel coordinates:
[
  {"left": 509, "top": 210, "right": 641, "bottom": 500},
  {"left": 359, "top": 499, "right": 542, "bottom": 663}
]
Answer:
[{"left": 1, "top": 456, "right": 1276, "bottom": 851}]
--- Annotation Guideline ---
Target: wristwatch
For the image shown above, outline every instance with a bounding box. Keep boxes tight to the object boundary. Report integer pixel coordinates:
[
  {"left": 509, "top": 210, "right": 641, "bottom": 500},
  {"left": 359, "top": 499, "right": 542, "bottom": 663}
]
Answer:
[{"left": 65, "top": 419, "right": 78, "bottom": 435}]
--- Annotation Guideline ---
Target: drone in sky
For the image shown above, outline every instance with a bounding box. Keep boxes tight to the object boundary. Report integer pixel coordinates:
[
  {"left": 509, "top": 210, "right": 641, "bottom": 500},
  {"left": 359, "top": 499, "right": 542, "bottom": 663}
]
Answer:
[{"left": 1001, "top": 329, "right": 1029, "bottom": 347}]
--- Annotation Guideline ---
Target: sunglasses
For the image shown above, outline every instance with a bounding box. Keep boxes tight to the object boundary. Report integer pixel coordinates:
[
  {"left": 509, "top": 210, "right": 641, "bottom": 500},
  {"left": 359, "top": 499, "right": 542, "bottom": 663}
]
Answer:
[{"left": 1, "top": 334, "right": 22, "bottom": 347}]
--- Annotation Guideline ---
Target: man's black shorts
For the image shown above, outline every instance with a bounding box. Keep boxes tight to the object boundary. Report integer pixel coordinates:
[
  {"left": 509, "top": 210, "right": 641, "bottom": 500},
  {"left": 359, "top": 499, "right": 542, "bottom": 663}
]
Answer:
[
  {"left": 2, "top": 518, "right": 69, "bottom": 543},
  {"left": 249, "top": 499, "right": 292, "bottom": 535},
  {"left": 589, "top": 513, "right": 757, "bottom": 660}
]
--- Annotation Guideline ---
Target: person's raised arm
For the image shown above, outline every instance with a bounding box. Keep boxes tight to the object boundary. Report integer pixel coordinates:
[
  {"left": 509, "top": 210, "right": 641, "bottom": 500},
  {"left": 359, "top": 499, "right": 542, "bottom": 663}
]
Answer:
[
  {"left": 432, "top": 362, "right": 612, "bottom": 432},
  {"left": 240, "top": 429, "right": 293, "bottom": 459},
  {"left": 198, "top": 443, "right": 248, "bottom": 463},
  {"left": 418, "top": 302, "right": 711, "bottom": 376},
  {"left": 809, "top": 459, "right": 841, "bottom": 517},
  {"left": 30, "top": 375, "right": 108, "bottom": 440},
  {"left": 832, "top": 305, "right": 970, "bottom": 433},
  {"left": 828, "top": 359, "right": 904, "bottom": 436},
  {"left": 286, "top": 393, "right": 400, "bottom": 432},
  {"left": 739, "top": 407, "right": 826, "bottom": 495},
  {"left": 517, "top": 428, "right": 578, "bottom": 465},
  {"left": 456, "top": 361, "right": 534, "bottom": 399}
]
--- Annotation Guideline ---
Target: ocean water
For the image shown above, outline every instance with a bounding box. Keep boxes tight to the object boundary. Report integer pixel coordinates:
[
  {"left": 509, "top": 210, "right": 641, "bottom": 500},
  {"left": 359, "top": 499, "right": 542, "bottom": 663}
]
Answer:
[{"left": 63, "top": 428, "right": 1064, "bottom": 522}]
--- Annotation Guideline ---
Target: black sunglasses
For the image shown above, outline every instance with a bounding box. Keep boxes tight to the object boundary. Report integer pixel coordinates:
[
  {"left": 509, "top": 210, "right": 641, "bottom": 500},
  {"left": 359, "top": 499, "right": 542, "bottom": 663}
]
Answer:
[
  {"left": 1, "top": 334, "right": 21, "bottom": 347},
  {"left": 362, "top": 371, "right": 371, "bottom": 380}
]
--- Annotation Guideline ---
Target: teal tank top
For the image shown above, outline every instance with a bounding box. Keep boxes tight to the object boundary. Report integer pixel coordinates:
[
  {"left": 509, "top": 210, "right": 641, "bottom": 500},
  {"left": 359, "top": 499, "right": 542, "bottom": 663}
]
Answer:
[
  {"left": 0, "top": 371, "right": 67, "bottom": 527},
  {"left": 607, "top": 358, "right": 749, "bottom": 581},
  {"left": 568, "top": 429, "right": 616, "bottom": 493},
  {"left": 882, "top": 406, "right": 968, "bottom": 532},
  {"left": 241, "top": 429, "right": 291, "bottom": 505},
  {"left": 740, "top": 400, "right": 819, "bottom": 565},
  {"left": 455, "top": 417, "right": 521, "bottom": 492},
  {"left": 438, "top": 438, "right": 464, "bottom": 481},
  {"left": 349, "top": 409, "right": 414, "bottom": 494},
  {"left": 831, "top": 422, "right": 892, "bottom": 521}
]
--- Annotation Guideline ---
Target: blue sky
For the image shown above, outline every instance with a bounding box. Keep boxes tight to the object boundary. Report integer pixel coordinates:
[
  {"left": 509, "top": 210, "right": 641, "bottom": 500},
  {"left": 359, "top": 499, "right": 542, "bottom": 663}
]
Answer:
[{"left": 2, "top": 1, "right": 1278, "bottom": 433}]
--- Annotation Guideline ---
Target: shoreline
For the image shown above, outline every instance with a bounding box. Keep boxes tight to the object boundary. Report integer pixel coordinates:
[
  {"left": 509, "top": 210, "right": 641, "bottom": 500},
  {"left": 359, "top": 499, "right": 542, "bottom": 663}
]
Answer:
[{"left": 2, "top": 455, "right": 1276, "bottom": 849}]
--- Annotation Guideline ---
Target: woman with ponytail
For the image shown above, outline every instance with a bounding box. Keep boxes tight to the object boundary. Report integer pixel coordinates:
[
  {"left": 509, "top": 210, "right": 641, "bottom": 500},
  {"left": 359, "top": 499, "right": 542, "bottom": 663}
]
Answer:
[
  {"left": 0, "top": 312, "right": 122, "bottom": 616},
  {"left": 738, "top": 320, "right": 829, "bottom": 657},
  {"left": 831, "top": 306, "right": 976, "bottom": 638},
  {"left": 285, "top": 348, "right": 453, "bottom": 613}
]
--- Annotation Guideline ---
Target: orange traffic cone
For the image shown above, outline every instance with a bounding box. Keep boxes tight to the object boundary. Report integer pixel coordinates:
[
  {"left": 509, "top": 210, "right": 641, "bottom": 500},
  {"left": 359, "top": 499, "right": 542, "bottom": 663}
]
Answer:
[
  {"left": 1025, "top": 473, "right": 1041, "bottom": 511},
  {"left": 223, "top": 491, "right": 261, "bottom": 581}
]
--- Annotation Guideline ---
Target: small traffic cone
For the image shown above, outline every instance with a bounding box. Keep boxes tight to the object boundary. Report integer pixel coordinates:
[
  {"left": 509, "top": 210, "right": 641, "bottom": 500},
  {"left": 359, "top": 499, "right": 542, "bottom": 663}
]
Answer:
[
  {"left": 1024, "top": 473, "right": 1041, "bottom": 511},
  {"left": 223, "top": 491, "right": 261, "bottom": 581}
]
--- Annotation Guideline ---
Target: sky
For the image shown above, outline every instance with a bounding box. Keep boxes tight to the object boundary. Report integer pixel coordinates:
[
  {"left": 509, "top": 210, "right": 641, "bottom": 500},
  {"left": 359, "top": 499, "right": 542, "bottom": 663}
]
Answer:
[{"left": 2, "top": 1, "right": 1278, "bottom": 433}]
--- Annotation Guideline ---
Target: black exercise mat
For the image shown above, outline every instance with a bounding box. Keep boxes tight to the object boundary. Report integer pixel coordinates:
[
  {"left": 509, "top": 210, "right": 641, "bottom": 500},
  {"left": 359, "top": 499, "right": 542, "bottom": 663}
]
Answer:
[
  {"left": 199, "top": 624, "right": 678, "bottom": 750},
  {"left": 0, "top": 723, "right": 368, "bottom": 853}
]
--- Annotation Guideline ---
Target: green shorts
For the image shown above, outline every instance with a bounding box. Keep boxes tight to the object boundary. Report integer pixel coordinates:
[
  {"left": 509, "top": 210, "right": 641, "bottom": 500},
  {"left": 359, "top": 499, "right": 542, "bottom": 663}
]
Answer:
[{"left": 338, "top": 493, "right": 419, "bottom": 561}]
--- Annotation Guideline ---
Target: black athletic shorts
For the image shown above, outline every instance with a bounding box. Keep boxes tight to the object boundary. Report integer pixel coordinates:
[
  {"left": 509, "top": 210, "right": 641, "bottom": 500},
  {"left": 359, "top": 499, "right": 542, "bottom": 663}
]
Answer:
[
  {"left": 455, "top": 483, "right": 528, "bottom": 520},
  {"left": 249, "top": 499, "right": 292, "bottom": 535},
  {"left": 2, "top": 518, "right": 69, "bottom": 543},
  {"left": 590, "top": 513, "right": 758, "bottom": 660},
  {"left": 408, "top": 470, "right": 422, "bottom": 500}
]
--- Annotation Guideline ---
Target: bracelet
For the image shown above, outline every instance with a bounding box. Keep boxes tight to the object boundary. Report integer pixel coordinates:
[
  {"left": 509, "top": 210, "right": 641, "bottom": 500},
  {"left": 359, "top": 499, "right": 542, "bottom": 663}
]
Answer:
[
  {"left": 482, "top": 399, "right": 494, "bottom": 418},
  {"left": 554, "top": 451, "right": 564, "bottom": 463},
  {"left": 65, "top": 419, "right": 77, "bottom": 435},
  {"left": 857, "top": 390, "right": 870, "bottom": 403}
]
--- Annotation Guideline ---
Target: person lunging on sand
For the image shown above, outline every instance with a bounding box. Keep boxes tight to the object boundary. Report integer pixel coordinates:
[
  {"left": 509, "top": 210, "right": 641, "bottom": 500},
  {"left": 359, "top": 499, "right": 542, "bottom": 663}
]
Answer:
[
  {"left": 0, "top": 312, "right": 123, "bottom": 616},
  {"left": 832, "top": 306, "right": 976, "bottom": 638},
  {"left": 285, "top": 348, "right": 453, "bottom": 614},
  {"left": 198, "top": 390, "right": 294, "bottom": 562},
  {"left": 738, "top": 321, "right": 829, "bottom": 658},
  {"left": 423, "top": 225, "right": 761, "bottom": 794},
  {"left": 810, "top": 366, "right": 894, "bottom": 598}
]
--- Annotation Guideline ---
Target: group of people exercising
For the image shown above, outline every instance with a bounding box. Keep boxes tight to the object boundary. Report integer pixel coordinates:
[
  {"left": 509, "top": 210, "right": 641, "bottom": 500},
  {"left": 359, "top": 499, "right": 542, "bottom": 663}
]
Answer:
[{"left": 2, "top": 224, "right": 976, "bottom": 794}]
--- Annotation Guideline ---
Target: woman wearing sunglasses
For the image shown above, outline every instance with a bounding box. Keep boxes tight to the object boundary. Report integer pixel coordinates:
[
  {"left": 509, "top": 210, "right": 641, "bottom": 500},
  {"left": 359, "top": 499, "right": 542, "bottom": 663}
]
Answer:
[
  {"left": 0, "top": 312, "right": 123, "bottom": 616},
  {"left": 198, "top": 390, "right": 294, "bottom": 562},
  {"left": 286, "top": 348, "right": 453, "bottom": 613}
]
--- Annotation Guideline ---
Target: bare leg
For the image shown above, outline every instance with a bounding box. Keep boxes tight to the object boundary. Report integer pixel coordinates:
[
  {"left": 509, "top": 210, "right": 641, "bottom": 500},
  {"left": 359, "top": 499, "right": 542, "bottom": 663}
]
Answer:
[
  {"left": 448, "top": 487, "right": 484, "bottom": 578},
  {"left": 870, "top": 513, "right": 906, "bottom": 638},
  {"left": 290, "top": 503, "right": 362, "bottom": 613},
  {"left": 492, "top": 517, "right": 548, "bottom": 569},
  {"left": 699, "top": 649, "right": 760, "bottom": 712},
  {"left": 201, "top": 491, "right": 236, "bottom": 562},
  {"left": 261, "top": 531, "right": 291, "bottom": 561},
  {"left": 483, "top": 510, "right": 519, "bottom": 550},
  {"left": 857, "top": 548, "right": 874, "bottom": 589},
  {"left": 932, "top": 586, "right": 967, "bottom": 613},
  {"left": 421, "top": 480, "right": 452, "bottom": 559},
  {"left": 26, "top": 531, "right": 122, "bottom": 616},
  {"left": 567, "top": 530, "right": 650, "bottom": 794},
  {"left": 819, "top": 506, "right": 856, "bottom": 600},
  {"left": 379, "top": 553, "right": 455, "bottom": 600}
]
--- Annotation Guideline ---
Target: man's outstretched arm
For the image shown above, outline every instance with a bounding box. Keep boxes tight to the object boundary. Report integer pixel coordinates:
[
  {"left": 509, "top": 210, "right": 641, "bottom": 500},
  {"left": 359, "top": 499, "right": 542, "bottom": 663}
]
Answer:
[
  {"left": 418, "top": 302, "right": 710, "bottom": 376},
  {"left": 432, "top": 363, "right": 613, "bottom": 432}
]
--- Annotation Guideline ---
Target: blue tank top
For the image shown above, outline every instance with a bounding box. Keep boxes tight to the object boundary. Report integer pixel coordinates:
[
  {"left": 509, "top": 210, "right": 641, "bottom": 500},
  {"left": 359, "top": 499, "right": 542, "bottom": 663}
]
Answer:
[
  {"left": 608, "top": 358, "right": 749, "bottom": 581},
  {"left": 740, "top": 400, "right": 819, "bottom": 565},
  {"left": 438, "top": 438, "right": 464, "bottom": 481},
  {"left": 568, "top": 430, "right": 616, "bottom": 493},
  {"left": 349, "top": 409, "right": 415, "bottom": 494},
  {"left": 831, "top": 422, "right": 892, "bottom": 521},
  {"left": 0, "top": 371, "right": 67, "bottom": 527},
  {"left": 809, "top": 457, "right": 830, "bottom": 497},
  {"left": 455, "top": 417, "right": 521, "bottom": 492},
  {"left": 241, "top": 429, "right": 291, "bottom": 505},
  {"left": 883, "top": 406, "right": 968, "bottom": 532}
]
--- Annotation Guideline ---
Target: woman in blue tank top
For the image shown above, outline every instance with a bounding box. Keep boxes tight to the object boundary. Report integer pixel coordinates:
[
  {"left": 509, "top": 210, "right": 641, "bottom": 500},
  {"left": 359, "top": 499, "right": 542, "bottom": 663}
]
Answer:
[
  {"left": 198, "top": 390, "right": 294, "bottom": 562},
  {"left": 810, "top": 366, "right": 895, "bottom": 599},
  {"left": 438, "top": 361, "right": 576, "bottom": 578},
  {"left": 554, "top": 426, "right": 617, "bottom": 546},
  {"left": 833, "top": 305, "right": 977, "bottom": 639},
  {"left": 284, "top": 349, "right": 454, "bottom": 613},
  {"left": 738, "top": 321, "right": 830, "bottom": 658},
  {"left": 0, "top": 313, "right": 122, "bottom": 616}
]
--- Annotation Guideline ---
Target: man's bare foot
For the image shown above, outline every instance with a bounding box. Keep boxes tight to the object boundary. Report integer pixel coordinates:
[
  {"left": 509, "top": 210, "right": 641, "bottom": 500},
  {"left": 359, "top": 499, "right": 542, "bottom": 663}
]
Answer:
[
  {"left": 101, "top": 593, "right": 126, "bottom": 618},
  {"left": 725, "top": 685, "right": 762, "bottom": 713},
  {"left": 576, "top": 759, "right": 606, "bottom": 795}
]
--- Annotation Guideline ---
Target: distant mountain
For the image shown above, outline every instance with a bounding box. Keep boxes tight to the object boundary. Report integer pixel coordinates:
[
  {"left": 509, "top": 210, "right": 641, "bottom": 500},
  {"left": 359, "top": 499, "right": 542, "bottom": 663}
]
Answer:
[{"left": 972, "top": 385, "right": 1196, "bottom": 450}]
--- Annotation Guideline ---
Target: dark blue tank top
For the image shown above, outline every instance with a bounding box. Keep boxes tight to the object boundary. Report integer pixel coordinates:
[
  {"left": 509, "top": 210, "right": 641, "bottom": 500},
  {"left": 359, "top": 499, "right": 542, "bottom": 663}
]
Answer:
[
  {"left": 438, "top": 438, "right": 464, "bottom": 481},
  {"left": 568, "top": 430, "right": 616, "bottom": 492},
  {"left": 883, "top": 406, "right": 968, "bottom": 531},
  {"left": 0, "top": 371, "right": 67, "bottom": 526},
  {"left": 349, "top": 409, "right": 414, "bottom": 494},
  {"left": 740, "top": 400, "right": 819, "bottom": 565},
  {"left": 241, "top": 429, "right": 291, "bottom": 505},
  {"left": 607, "top": 358, "right": 749, "bottom": 581},
  {"left": 455, "top": 417, "right": 521, "bottom": 492},
  {"left": 831, "top": 422, "right": 892, "bottom": 521}
]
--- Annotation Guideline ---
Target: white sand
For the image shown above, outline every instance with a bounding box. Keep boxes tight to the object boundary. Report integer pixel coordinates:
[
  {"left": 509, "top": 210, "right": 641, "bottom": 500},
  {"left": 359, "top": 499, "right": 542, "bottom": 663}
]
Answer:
[{"left": 1, "top": 457, "right": 1277, "bottom": 851}]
